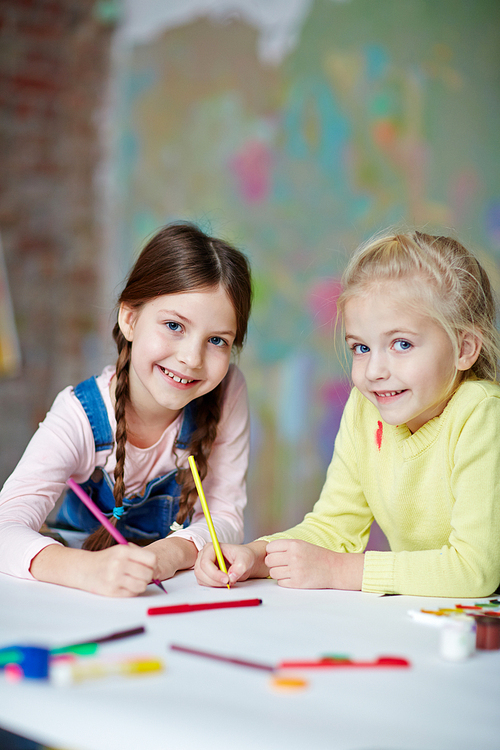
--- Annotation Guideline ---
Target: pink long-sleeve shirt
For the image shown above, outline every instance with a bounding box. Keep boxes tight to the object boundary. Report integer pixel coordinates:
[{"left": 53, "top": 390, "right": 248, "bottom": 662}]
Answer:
[{"left": 0, "top": 364, "right": 249, "bottom": 579}]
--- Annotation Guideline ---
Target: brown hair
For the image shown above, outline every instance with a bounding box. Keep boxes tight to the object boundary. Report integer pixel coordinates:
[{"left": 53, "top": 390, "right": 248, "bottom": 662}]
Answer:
[
  {"left": 337, "top": 230, "right": 500, "bottom": 382},
  {"left": 83, "top": 222, "right": 252, "bottom": 551}
]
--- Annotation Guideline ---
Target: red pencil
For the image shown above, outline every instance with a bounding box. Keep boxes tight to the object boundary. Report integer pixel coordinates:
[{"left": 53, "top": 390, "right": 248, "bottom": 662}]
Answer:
[
  {"left": 147, "top": 598, "right": 262, "bottom": 616},
  {"left": 278, "top": 656, "right": 410, "bottom": 669}
]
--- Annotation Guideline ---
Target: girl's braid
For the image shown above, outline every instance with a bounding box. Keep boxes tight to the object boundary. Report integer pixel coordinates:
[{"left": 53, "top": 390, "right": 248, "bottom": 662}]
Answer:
[
  {"left": 174, "top": 383, "right": 223, "bottom": 525},
  {"left": 82, "top": 325, "right": 131, "bottom": 551},
  {"left": 113, "top": 328, "right": 130, "bottom": 509}
]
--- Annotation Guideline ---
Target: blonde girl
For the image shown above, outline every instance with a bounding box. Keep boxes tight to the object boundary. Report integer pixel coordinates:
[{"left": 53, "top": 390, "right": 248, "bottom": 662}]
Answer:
[
  {"left": 196, "top": 231, "right": 500, "bottom": 597},
  {"left": 0, "top": 222, "right": 252, "bottom": 596}
]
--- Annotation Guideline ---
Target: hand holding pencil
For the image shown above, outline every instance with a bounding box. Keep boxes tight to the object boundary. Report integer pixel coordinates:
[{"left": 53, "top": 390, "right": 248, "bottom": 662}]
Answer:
[
  {"left": 188, "top": 455, "right": 231, "bottom": 589},
  {"left": 189, "top": 452, "right": 270, "bottom": 589},
  {"left": 195, "top": 540, "right": 268, "bottom": 588},
  {"left": 66, "top": 478, "right": 167, "bottom": 595}
]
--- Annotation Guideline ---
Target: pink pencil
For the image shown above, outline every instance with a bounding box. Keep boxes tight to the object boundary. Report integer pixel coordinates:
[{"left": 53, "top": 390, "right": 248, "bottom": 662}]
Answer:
[
  {"left": 66, "top": 478, "right": 167, "bottom": 594},
  {"left": 147, "top": 598, "right": 262, "bottom": 616}
]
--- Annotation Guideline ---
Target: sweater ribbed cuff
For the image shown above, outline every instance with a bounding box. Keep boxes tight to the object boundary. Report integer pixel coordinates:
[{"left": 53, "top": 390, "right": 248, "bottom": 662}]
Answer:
[{"left": 362, "top": 551, "right": 396, "bottom": 594}]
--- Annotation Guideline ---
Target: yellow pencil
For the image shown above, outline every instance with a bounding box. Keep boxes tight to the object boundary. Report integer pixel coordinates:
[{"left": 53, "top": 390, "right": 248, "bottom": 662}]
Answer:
[{"left": 188, "top": 455, "right": 230, "bottom": 589}]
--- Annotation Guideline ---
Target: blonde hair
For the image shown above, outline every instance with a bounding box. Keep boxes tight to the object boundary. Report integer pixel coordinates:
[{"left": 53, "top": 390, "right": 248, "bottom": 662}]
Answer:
[{"left": 337, "top": 230, "right": 500, "bottom": 383}]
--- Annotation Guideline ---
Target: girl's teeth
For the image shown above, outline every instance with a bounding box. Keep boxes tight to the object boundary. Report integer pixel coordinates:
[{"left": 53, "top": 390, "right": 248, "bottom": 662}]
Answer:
[
  {"left": 165, "top": 369, "right": 192, "bottom": 384},
  {"left": 379, "top": 391, "right": 401, "bottom": 397}
]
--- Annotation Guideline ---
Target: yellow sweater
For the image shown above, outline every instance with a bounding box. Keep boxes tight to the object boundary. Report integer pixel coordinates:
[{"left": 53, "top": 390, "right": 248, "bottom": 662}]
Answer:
[{"left": 265, "top": 380, "right": 500, "bottom": 597}]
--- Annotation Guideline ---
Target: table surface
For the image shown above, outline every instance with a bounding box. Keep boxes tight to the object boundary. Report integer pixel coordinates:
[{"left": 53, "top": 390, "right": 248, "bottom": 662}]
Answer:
[{"left": 0, "top": 570, "right": 499, "bottom": 750}]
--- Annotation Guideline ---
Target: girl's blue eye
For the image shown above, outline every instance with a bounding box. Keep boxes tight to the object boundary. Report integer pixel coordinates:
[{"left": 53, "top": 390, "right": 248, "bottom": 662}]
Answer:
[
  {"left": 394, "top": 339, "right": 412, "bottom": 352},
  {"left": 167, "top": 321, "right": 182, "bottom": 332},
  {"left": 353, "top": 344, "right": 370, "bottom": 354},
  {"left": 209, "top": 336, "right": 226, "bottom": 347}
]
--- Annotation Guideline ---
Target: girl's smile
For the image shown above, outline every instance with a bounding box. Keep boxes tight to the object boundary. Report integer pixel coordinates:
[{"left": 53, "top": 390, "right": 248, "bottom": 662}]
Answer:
[
  {"left": 374, "top": 389, "right": 406, "bottom": 400},
  {"left": 156, "top": 365, "right": 198, "bottom": 387},
  {"left": 344, "top": 283, "right": 468, "bottom": 433}
]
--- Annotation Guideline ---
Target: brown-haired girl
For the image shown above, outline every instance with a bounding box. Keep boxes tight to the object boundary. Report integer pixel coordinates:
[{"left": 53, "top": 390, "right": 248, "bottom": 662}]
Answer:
[
  {"left": 196, "top": 230, "right": 500, "bottom": 597},
  {"left": 0, "top": 222, "right": 252, "bottom": 596}
]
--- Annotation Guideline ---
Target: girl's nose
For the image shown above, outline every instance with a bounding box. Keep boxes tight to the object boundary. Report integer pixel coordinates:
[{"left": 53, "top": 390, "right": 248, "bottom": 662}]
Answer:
[
  {"left": 177, "top": 339, "right": 203, "bottom": 369},
  {"left": 365, "top": 352, "right": 389, "bottom": 380}
]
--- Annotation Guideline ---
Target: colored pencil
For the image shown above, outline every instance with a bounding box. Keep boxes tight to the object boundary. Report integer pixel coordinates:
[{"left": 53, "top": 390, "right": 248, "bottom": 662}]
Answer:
[
  {"left": 89, "top": 625, "right": 146, "bottom": 643},
  {"left": 188, "top": 455, "right": 230, "bottom": 589},
  {"left": 147, "top": 598, "right": 262, "bottom": 616},
  {"left": 278, "top": 656, "right": 410, "bottom": 669},
  {"left": 52, "top": 626, "right": 146, "bottom": 656},
  {"left": 66, "top": 478, "right": 167, "bottom": 594},
  {"left": 170, "top": 643, "right": 275, "bottom": 672}
]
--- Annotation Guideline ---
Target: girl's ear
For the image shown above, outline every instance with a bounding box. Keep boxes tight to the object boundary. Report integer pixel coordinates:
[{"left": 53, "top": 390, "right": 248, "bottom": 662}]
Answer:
[
  {"left": 457, "top": 330, "right": 482, "bottom": 371},
  {"left": 118, "top": 303, "right": 137, "bottom": 342}
]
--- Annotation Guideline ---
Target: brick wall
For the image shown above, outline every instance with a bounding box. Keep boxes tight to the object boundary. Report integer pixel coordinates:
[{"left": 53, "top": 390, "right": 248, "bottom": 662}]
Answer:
[{"left": 0, "top": 0, "right": 114, "bottom": 482}]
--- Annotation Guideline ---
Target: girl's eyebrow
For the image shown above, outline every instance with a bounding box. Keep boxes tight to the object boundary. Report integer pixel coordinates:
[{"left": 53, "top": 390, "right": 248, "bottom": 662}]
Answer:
[
  {"left": 159, "top": 309, "right": 190, "bottom": 323},
  {"left": 159, "top": 309, "right": 236, "bottom": 337},
  {"left": 345, "top": 329, "right": 419, "bottom": 341},
  {"left": 384, "top": 329, "right": 419, "bottom": 337}
]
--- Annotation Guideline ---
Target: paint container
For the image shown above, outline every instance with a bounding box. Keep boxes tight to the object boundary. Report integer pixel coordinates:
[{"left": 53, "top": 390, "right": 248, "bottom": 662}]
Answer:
[
  {"left": 440, "top": 616, "right": 476, "bottom": 661},
  {"left": 474, "top": 616, "right": 500, "bottom": 650},
  {"left": 0, "top": 646, "right": 50, "bottom": 680}
]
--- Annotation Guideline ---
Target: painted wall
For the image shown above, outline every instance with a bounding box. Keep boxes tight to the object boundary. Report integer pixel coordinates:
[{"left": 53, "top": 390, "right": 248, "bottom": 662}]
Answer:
[
  {"left": 0, "top": 0, "right": 115, "bottom": 485},
  {"left": 109, "top": 0, "right": 500, "bottom": 541}
]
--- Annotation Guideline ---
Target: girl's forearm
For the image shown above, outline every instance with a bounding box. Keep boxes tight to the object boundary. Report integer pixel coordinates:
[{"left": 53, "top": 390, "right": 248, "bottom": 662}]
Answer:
[
  {"left": 30, "top": 541, "right": 158, "bottom": 596},
  {"left": 30, "top": 544, "right": 102, "bottom": 591},
  {"left": 31, "top": 535, "right": 198, "bottom": 586}
]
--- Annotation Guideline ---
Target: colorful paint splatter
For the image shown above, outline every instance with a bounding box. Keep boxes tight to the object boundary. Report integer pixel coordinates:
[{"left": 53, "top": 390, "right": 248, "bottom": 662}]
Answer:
[{"left": 113, "top": 0, "right": 500, "bottom": 538}]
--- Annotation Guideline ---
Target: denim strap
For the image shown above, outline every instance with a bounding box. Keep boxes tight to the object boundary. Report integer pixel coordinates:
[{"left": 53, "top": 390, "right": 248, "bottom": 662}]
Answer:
[
  {"left": 74, "top": 375, "right": 197, "bottom": 452},
  {"left": 176, "top": 400, "right": 197, "bottom": 450},
  {"left": 74, "top": 377, "right": 114, "bottom": 452}
]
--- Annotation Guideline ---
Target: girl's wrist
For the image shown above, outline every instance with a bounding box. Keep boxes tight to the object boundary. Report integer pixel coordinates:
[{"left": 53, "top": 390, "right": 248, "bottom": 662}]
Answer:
[
  {"left": 335, "top": 551, "right": 364, "bottom": 590},
  {"left": 246, "top": 540, "right": 269, "bottom": 578}
]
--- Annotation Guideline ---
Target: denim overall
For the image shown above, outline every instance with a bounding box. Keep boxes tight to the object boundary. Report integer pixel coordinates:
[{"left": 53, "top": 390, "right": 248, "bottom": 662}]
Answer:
[{"left": 54, "top": 375, "right": 196, "bottom": 543}]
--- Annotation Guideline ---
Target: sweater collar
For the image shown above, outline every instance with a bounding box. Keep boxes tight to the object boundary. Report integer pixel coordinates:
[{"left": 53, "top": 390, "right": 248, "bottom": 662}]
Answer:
[
  {"left": 392, "top": 419, "right": 440, "bottom": 458},
  {"left": 387, "top": 386, "right": 462, "bottom": 458}
]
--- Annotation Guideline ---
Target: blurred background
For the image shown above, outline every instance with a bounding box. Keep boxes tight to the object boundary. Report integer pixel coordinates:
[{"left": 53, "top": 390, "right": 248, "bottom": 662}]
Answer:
[{"left": 1, "top": 0, "right": 499, "bottom": 546}]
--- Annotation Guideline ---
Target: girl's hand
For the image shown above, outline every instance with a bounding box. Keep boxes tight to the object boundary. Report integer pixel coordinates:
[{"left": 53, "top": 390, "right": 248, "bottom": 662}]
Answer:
[
  {"left": 147, "top": 536, "right": 198, "bottom": 581},
  {"left": 265, "top": 539, "right": 364, "bottom": 590},
  {"left": 83, "top": 544, "right": 158, "bottom": 597},
  {"left": 30, "top": 543, "right": 157, "bottom": 598},
  {"left": 195, "top": 540, "right": 268, "bottom": 587}
]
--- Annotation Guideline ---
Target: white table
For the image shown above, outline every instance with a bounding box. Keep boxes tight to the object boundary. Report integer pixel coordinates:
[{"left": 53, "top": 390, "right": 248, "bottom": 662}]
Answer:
[{"left": 0, "top": 570, "right": 499, "bottom": 750}]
